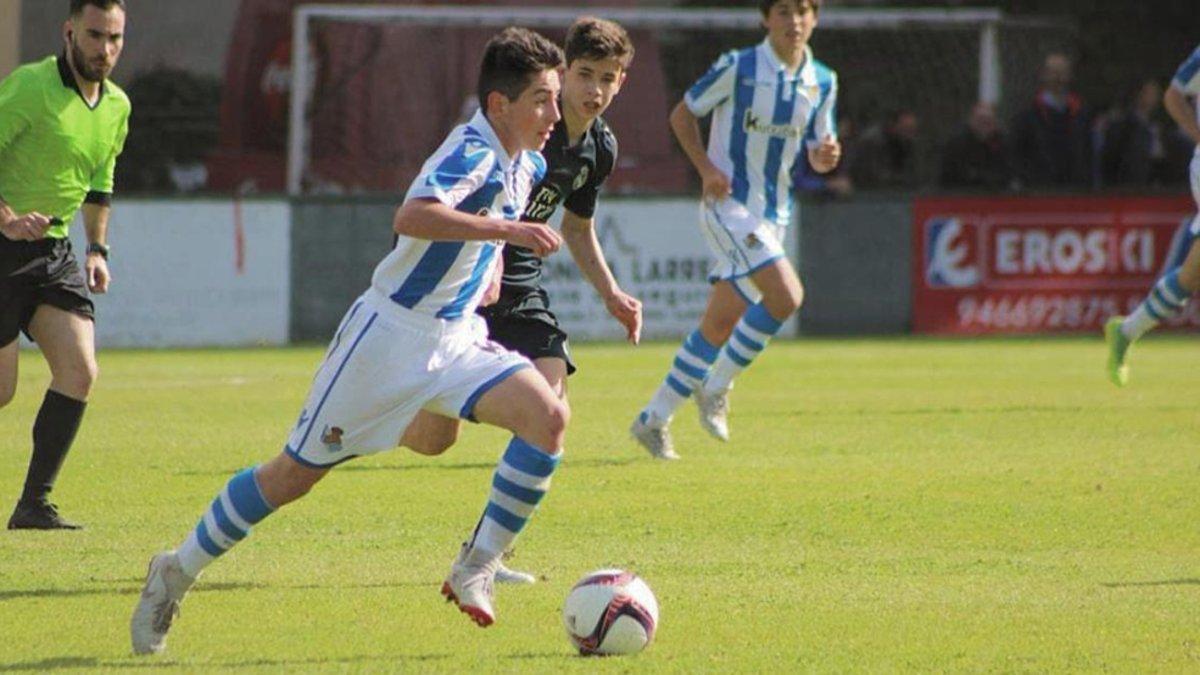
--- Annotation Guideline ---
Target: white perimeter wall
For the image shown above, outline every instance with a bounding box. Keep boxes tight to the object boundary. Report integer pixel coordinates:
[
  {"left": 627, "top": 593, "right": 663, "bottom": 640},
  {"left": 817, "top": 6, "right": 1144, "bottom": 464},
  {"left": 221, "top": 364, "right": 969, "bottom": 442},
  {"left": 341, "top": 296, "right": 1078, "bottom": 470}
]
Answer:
[{"left": 56, "top": 199, "right": 291, "bottom": 348}]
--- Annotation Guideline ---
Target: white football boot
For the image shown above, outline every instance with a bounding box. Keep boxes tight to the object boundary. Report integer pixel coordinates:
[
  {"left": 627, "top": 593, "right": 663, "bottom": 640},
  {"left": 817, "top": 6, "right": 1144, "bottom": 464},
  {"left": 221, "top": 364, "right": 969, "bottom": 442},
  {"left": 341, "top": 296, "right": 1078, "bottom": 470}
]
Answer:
[
  {"left": 630, "top": 412, "right": 679, "bottom": 460},
  {"left": 693, "top": 384, "right": 730, "bottom": 442},
  {"left": 130, "top": 551, "right": 195, "bottom": 655},
  {"left": 454, "top": 542, "right": 536, "bottom": 585},
  {"left": 441, "top": 545, "right": 502, "bottom": 627}
]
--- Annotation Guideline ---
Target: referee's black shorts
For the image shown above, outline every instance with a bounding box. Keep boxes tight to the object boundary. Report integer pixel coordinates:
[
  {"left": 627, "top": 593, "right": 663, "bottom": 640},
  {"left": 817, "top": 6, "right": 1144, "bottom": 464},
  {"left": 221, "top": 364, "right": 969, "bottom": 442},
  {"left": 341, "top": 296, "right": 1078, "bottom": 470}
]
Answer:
[
  {"left": 479, "top": 291, "right": 576, "bottom": 375},
  {"left": 0, "top": 236, "right": 94, "bottom": 347}
]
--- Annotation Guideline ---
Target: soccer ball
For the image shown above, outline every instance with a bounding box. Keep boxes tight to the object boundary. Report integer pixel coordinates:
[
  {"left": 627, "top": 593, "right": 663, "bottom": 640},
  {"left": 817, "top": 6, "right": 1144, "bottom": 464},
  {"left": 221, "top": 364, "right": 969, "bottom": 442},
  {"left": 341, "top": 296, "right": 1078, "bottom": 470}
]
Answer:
[{"left": 562, "top": 569, "right": 659, "bottom": 656}]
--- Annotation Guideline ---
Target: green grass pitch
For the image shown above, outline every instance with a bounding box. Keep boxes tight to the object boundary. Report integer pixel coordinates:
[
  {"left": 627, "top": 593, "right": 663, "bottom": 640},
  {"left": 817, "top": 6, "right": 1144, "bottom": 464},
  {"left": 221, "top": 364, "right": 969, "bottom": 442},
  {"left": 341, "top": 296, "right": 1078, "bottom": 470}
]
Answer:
[{"left": 1, "top": 338, "right": 1198, "bottom": 672}]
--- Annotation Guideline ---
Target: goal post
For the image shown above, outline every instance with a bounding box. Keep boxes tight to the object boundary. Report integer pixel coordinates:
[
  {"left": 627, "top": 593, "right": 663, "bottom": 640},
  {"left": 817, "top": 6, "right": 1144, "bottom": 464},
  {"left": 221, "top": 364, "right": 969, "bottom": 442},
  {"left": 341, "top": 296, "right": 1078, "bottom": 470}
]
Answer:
[{"left": 287, "top": 4, "right": 1069, "bottom": 195}]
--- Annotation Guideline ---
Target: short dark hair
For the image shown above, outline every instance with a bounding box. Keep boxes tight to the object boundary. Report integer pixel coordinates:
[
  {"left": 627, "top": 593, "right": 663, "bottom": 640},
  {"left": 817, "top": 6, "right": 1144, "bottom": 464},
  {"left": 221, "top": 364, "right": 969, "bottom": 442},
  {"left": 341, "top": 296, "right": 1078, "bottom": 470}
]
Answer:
[
  {"left": 477, "top": 27, "right": 564, "bottom": 109},
  {"left": 565, "top": 17, "right": 634, "bottom": 69},
  {"left": 70, "top": 0, "right": 125, "bottom": 15},
  {"left": 758, "top": 0, "right": 821, "bottom": 17}
]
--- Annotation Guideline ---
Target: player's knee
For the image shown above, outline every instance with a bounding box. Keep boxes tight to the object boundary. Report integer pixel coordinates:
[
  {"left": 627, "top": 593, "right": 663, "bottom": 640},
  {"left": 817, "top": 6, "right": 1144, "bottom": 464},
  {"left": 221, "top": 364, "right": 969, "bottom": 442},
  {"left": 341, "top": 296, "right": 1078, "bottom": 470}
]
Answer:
[
  {"left": 58, "top": 358, "right": 98, "bottom": 398},
  {"left": 535, "top": 399, "right": 570, "bottom": 453}
]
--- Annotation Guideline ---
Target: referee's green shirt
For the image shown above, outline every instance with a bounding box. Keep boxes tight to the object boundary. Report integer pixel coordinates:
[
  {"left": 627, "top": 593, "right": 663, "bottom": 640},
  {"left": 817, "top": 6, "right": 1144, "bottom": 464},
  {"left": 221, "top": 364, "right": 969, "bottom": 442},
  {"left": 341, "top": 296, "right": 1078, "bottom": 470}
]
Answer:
[{"left": 0, "top": 55, "right": 131, "bottom": 240}]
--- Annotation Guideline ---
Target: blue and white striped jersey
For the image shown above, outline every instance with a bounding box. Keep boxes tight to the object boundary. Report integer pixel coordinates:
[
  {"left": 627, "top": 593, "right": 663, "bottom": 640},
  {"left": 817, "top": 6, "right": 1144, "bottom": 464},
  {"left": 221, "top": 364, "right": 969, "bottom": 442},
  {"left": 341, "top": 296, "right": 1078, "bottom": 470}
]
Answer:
[
  {"left": 1172, "top": 44, "right": 1200, "bottom": 131},
  {"left": 371, "top": 110, "right": 546, "bottom": 320},
  {"left": 685, "top": 42, "right": 837, "bottom": 228}
]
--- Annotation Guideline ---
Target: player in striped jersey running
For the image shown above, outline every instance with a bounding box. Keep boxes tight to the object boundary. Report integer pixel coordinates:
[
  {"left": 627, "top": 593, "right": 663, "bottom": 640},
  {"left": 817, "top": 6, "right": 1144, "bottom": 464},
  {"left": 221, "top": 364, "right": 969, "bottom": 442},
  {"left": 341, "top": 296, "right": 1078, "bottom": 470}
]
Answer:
[
  {"left": 131, "top": 28, "right": 567, "bottom": 654},
  {"left": 632, "top": 0, "right": 841, "bottom": 458},
  {"left": 1105, "top": 43, "right": 1200, "bottom": 385}
]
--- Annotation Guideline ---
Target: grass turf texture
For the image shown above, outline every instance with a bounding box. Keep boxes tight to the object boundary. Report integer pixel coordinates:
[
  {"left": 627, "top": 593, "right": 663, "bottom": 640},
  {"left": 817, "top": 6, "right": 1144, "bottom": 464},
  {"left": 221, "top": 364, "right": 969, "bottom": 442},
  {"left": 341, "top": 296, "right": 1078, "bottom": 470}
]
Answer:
[{"left": 1, "top": 338, "right": 1198, "bottom": 672}]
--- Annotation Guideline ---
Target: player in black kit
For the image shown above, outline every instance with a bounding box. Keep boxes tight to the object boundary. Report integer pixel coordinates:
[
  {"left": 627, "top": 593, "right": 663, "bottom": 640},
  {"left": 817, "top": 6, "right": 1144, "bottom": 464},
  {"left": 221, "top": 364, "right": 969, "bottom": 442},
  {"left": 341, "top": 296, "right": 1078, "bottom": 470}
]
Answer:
[{"left": 397, "top": 17, "right": 642, "bottom": 584}]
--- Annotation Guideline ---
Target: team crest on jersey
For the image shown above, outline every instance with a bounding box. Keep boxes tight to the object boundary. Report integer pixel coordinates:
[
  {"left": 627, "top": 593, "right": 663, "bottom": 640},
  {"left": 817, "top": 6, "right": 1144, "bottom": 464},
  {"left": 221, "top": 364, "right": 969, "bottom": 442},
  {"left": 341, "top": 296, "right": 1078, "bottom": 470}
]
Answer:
[
  {"left": 573, "top": 166, "right": 590, "bottom": 191},
  {"left": 744, "top": 233, "right": 763, "bottom": 250}
]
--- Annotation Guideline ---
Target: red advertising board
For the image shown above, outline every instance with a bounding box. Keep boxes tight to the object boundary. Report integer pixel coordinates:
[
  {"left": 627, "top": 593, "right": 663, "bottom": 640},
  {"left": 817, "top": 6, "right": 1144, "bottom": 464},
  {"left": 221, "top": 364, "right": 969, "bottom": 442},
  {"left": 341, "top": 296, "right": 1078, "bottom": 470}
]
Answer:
[{"left": 912, "top": 196, "right": 1197, "bottom": 334}]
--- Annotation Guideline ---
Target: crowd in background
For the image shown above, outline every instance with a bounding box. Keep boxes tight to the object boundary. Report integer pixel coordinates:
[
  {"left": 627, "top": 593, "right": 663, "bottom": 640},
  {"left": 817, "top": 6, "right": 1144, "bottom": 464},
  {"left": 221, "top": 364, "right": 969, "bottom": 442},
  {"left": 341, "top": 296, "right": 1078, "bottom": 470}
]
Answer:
[{"left": 800, "top": 52, "right": 1198, "bottom": 196}]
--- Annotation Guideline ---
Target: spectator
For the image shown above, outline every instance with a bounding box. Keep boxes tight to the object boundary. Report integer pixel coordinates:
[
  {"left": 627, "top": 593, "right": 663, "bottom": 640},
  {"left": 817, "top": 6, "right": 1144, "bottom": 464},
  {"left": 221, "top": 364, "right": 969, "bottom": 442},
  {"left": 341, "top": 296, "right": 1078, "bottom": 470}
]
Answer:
[
  {"left": 1011, "top": 53, "right": 1093, "bottom": 190},
  {"left": 851, "top": 108, "right": 921, "bottom": 189},
  {"left": 940, "top": 101, "right": 1013, "bottom": 190},
  {"left": 1102, "top": 79, "right": 1169, "bottom": 187}
]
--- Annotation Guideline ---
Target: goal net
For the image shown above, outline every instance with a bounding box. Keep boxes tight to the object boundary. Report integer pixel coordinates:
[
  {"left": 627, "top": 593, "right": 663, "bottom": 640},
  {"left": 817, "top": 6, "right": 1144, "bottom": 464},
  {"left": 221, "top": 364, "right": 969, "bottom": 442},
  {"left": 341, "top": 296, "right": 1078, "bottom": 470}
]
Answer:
[{"left": 287, "top": 5, "right": 1076, "bottom": 195}]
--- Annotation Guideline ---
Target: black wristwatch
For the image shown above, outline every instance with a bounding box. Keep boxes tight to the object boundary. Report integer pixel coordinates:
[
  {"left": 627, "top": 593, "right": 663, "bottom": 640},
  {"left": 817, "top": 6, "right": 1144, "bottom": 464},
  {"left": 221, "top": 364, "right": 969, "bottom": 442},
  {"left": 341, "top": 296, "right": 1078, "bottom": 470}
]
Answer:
[{"left": 86, "top": 242, "right": 110, "bottom": 259}]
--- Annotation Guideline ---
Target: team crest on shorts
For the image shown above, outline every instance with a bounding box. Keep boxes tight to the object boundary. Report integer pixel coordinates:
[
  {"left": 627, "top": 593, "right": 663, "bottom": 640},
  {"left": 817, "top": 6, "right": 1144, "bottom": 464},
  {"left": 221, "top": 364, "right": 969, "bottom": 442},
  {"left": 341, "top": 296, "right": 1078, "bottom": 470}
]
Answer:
[
  {"left": 744, "top": 233, "right": 763, "bottom": 250},
  {"left": 321, "top": 425, "right": 344, "bottom": 448}
]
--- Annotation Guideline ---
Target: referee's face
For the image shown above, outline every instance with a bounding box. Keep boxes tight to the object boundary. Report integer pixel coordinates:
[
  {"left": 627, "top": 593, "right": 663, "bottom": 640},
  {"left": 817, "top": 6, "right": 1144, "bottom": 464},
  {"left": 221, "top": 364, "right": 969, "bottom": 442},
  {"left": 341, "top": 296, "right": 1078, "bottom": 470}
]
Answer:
[{"left": 65, "top": 5, "right": 126, "bottom": 82}]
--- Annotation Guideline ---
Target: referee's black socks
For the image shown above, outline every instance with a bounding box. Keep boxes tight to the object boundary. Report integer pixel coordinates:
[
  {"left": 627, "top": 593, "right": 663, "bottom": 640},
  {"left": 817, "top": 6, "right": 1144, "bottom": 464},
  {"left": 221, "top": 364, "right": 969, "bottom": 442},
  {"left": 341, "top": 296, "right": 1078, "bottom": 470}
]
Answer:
[{"left": 20, "top": 389, "right": 87, "bottom": 504}]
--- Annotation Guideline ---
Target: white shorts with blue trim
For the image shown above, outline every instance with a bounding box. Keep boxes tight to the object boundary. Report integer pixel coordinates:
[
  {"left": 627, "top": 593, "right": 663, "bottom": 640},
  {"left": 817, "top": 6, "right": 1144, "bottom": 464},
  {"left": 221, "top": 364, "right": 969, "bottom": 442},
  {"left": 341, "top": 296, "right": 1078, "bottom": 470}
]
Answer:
[
  {"left": 699, "top": 198, "right": 787, "bottom": 304},
  {"left": 285, "top": 290, "right": 531, "bottom": 468}
]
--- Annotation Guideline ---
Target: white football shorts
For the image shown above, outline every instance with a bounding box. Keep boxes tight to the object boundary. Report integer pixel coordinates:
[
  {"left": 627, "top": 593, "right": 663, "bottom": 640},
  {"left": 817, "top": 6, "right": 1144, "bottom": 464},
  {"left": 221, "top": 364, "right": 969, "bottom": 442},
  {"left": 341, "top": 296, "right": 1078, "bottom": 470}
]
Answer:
[
  {"left": 285, "top": 290, "right": 531, "bottom": 468},
  {"left": 699, "top": 197, "right": 786, "bottom": 304}
]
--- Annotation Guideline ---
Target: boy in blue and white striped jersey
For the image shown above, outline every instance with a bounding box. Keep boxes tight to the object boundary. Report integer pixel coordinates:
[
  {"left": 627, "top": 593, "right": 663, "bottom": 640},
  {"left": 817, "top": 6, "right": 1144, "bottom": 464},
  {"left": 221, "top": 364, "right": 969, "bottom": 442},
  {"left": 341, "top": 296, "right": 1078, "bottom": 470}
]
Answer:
[
  {"left": 1106, "top": 44, "right": 1200, "bottom": 386},
  {"left": 632, "top": 0, "right": 841, "bottom": 458},
  {"left": 131, "top": 28, "right": 568, "bottom": 655}
]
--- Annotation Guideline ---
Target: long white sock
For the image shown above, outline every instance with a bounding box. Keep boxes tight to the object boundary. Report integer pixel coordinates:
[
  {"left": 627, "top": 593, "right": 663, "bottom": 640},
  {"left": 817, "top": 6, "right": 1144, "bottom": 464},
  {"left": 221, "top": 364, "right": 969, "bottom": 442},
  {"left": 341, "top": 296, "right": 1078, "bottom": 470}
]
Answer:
[
  {"left": 176, "top": 467, "right": 276, "bottom": 578},
  {"left": 1121, "top": 269, "right": 1190, "bottom": 342},
  {"left": 468, "top": 437, "right": 559, "bottom": 557},
  {"left": 642, "top": 329, "right": 720, "bottom": 425},
  {"left": 704, "top": 303, "right": 785, "bottom": 393}
]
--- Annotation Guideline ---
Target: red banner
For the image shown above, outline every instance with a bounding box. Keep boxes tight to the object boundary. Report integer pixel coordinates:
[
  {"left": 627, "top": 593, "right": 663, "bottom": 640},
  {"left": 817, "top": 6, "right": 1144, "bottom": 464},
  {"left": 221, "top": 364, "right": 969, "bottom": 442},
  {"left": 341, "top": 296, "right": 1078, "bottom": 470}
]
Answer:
[{"left": 912, "top": 196, "right": 1197, "bottom": 334}]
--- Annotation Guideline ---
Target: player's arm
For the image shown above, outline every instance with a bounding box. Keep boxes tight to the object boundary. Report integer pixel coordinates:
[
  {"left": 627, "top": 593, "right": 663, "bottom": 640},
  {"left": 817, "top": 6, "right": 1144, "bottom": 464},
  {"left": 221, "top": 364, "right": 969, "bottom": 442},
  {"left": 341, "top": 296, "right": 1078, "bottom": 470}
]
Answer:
[
  {"left": 393, "top": 199, "right": 561, "bottom": 257},
  {"left": 561, "top": 210, "right": 642, "bottom": 344},
  {"left": 806, "top": 73, "right": 841, "bottom": 174},
  {"left": 0, "top": 71, "right": 52, "bottom": 241},
  {"left": 670, "top": 101, "right": 730, "bottom": 203},
  {"left": 1164, "top": 86, "right": 1200, "bottom": 146},
  {"left": 81, "top": 203, "right": 112, "bottom": 293}
]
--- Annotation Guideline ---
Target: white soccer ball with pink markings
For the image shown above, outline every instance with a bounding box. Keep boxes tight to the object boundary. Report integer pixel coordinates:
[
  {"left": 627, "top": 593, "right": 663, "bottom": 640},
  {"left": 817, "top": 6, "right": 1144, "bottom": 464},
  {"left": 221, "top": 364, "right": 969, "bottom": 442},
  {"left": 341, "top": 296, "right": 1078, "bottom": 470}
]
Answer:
[{"left": 562, "top": 569, "right": 659, "bottom": 656}]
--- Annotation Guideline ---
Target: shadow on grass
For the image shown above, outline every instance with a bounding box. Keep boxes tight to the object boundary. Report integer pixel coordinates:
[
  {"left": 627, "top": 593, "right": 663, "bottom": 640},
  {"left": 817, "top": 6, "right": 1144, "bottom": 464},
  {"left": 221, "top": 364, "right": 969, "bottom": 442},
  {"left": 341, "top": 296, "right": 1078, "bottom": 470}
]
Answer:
[
  {"left": 1101, "top": 578, "right": 1200, "bottom": 588},
  {"left": 0, "top": 579, "right": 434, "bottom": 602},
  {"left": 176, "top": 456, "right": 637, "bottom": 477},
  {"left": 0, "top": 654, "right": 451, "bottom": 672}
]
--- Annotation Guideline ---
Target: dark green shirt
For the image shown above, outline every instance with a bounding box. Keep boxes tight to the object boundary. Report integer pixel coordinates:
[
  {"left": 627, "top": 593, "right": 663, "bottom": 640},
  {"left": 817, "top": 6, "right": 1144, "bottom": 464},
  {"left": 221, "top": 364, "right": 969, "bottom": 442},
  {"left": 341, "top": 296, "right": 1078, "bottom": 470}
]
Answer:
[{"left": 0, "top": 55, "right": 131, "bottom": 239}]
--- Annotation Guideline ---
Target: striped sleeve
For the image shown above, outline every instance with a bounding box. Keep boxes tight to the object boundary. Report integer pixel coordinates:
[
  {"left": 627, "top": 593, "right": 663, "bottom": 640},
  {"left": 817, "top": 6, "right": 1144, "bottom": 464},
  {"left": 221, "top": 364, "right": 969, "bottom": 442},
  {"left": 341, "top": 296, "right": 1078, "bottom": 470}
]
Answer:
[
  {"left": 1172, "top": 45, "right": 1200, "bottom": 94},
  {"left": 684, "top": 51, "right": 739, "bottom": 117},
  {"left": 408, "top": 140, "right": 495, "bottom": 209},
  {"left": 805, "top": 69, "right": 838, "bottom": 150}
]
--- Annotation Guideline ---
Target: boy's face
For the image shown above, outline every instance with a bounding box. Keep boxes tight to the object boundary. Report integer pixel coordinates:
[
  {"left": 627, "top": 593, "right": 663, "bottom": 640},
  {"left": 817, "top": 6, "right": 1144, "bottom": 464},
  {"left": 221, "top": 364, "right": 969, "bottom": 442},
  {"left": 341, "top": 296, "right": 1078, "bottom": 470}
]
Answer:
[
  {"left": 561, "top": 57, "right": 627, "bottom": 123},
  {"left": 497, "top": 68, "right": 562, "bottom": 152},
  {"left": 762, "top": 1, "right": 817, "bottom": 52}
]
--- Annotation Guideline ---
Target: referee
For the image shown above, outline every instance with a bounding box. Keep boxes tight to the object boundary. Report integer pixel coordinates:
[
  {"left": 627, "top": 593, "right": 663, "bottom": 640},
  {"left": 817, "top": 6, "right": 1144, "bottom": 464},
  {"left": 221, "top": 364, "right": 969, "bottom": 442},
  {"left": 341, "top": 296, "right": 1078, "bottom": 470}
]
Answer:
[{"left": 1, "top": 0, "right": 130, "bottom": 529}]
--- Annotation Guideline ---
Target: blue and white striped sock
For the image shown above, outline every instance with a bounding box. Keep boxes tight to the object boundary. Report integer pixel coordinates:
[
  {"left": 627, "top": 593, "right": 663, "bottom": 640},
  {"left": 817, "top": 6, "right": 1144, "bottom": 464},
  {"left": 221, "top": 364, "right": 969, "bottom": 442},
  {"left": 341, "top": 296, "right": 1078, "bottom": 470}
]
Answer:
[
  {"left": 704, "top": 303, "right": 784, "bottom": 393},
  {"left": 469, "top": 438, "right": 560, "bottom": 556},
  {"left": 643, "top": 329, "right": 720, "bottom": 424},
  {"left": 1122, "top": 269, "right": 1191, "bottom": 341},
  {"left": 176, "top": 467, "right": 276, "bottom": 578}
]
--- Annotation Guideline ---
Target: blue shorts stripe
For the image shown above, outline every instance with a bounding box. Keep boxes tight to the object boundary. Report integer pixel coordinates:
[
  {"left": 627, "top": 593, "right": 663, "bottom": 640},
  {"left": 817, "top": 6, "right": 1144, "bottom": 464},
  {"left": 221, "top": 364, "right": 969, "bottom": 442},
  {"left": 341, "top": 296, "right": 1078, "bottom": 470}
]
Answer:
[
  {"left": 228, "top": 468, "right": 273, "bottom": 523},
  {"left": 492, "top": 473, "right": 545, "bottom": 506},
  {"left": 210, "top": 497, "right": 247, "bottom": 541},
  {"left": 666, "top": 374, "right": 692, "bottom": 397},
  {"left": 732, "top": 327, "right": 765, "bottom": 353},
  {"left": 195, "top": 521, "right": 225, "bottom": 557},
  {"left": 726, "top": 346, "right": 753, "bottom": 367},
  {"left": 295, "top": 313, "right": 379, "bottom": 454},
  {"left": 673, "top": 356, "right": 708, "bottom": 380},
  {"left": 502, "top": 437, "right": 560, "bottom": 478},
  {"left": 460, "top": 363, "right": 531, "bottom": 422},
  {"left": 484, "top": 502, "right": 527, "bottom": 533}
]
